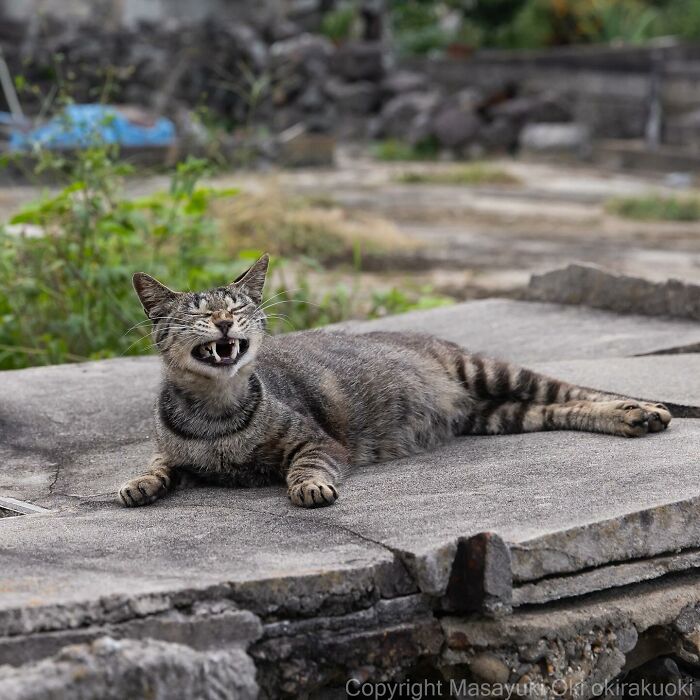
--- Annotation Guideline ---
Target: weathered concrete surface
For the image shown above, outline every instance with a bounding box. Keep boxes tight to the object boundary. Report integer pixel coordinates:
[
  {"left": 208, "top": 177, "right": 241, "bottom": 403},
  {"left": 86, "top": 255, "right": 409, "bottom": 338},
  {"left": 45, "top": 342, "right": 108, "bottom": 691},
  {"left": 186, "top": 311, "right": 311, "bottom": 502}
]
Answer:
[
  {"left": 531, "top": 354, "right": 700, "bottom": 410},
  {"left": 3, "top": 299, "right": 700, "bottom": 695},
  {"left": 337, "top": 299, "right": 700, "bottom": 361}
]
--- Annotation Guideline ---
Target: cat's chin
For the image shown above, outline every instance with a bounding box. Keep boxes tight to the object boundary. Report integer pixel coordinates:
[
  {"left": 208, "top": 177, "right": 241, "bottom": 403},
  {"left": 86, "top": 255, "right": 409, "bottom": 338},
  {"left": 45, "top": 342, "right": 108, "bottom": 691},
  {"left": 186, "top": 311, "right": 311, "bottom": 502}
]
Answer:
[{"left": 183, "top": 360, "right": 243, "bottom": 381}]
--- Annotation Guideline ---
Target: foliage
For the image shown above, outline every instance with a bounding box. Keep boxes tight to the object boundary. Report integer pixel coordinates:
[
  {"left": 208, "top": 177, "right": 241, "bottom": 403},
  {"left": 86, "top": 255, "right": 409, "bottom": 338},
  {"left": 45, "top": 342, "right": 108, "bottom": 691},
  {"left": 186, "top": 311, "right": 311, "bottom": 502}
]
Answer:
[
  {"left": 321, "top": 2, "right": 360, "bottom": 42},
  {"left": 379, "top": 0, "right": 700, "bottom": 54},
  {"left": 372, "top": 138, "right": 440, "bottom": 161},
  {"left": 606, "top": 194, "right": 700, "bottom": 221},
  {"left": 0, "top": 145, "right": 452, "bottom": 369},
  {"left": 397, "top": 164, "right": 521, "bottom": 186},
  {"left": 0, "top": 148, "right": 242, "bottom": 369},
  {"left": 368, "top": 286, "right": 454, "bottom": 318}
]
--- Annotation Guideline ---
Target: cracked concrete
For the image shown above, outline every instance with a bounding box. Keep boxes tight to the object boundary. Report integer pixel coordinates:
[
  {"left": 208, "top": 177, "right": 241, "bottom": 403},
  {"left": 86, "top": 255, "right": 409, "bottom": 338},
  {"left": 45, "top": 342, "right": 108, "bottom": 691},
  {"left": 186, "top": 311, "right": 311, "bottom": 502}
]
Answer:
[{"left": 3, "top": 298, "right": 700, "bottom": 696}]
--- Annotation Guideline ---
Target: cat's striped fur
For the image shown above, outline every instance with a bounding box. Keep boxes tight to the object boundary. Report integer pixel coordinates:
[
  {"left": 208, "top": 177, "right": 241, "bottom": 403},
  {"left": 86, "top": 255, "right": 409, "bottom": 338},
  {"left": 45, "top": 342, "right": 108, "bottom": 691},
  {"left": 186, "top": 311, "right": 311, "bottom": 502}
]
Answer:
[{"left": 119, "top": 255, "right": 671, "bottom": 509}]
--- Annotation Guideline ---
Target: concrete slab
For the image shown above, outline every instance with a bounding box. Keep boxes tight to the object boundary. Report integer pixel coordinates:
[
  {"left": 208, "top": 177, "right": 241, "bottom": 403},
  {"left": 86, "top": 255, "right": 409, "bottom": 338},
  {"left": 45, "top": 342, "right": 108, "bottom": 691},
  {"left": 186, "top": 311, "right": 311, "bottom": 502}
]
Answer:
[
  {"left": 337, "top": 299, "right": 700, "bottom": 362},
  {"left": 3, "top": 300, "right": 700, "bottom": 675},
  {"left": 3, "top": 417, "right": 700, "bottom": 630},
  {"left": 530, "top": 354, "right": 700, "bottom": 410}
]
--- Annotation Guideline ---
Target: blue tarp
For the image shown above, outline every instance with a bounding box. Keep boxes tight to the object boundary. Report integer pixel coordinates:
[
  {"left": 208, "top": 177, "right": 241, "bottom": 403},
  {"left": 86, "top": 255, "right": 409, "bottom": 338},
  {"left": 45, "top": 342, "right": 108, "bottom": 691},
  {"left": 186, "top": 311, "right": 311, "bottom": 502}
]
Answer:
[{"left": 6, "top": 104, "right": 176, "bottom": 151}]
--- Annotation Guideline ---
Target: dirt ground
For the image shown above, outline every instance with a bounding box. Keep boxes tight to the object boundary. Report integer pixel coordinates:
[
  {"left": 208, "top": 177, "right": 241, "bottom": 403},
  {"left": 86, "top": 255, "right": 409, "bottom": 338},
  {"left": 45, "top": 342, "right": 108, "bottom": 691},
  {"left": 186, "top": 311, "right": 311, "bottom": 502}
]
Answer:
[{"left": 3, "top": 150, "right": 699, "bottom": 301}]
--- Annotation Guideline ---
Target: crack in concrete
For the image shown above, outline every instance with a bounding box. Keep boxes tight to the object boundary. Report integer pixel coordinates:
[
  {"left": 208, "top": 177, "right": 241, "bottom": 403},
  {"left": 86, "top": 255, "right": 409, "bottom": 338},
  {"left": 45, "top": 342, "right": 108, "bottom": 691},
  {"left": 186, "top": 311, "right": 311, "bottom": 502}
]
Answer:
[
  {"left": 47, "top": 462, "right": 61, "bottom": 496},
  {"left": 228, "top": 502, "right": 418, "bottom": 582}
]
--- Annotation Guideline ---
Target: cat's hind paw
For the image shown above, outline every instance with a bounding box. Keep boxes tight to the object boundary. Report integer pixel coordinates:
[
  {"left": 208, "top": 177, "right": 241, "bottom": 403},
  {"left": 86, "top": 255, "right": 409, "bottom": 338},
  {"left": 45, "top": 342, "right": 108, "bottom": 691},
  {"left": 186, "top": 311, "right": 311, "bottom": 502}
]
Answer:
[
  {"left": 288, "top": 480, "right": 338, "bottom": 508},
  {"left": 641, "top": 402, "right": 672, "bottom": 432}
]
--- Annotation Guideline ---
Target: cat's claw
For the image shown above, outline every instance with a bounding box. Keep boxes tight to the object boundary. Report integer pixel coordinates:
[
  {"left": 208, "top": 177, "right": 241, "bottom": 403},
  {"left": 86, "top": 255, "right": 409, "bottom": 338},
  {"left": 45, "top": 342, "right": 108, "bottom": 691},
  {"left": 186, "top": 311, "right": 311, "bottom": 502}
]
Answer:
[{"left": 288, "top": 480, "right": 338, "bottom": 508}]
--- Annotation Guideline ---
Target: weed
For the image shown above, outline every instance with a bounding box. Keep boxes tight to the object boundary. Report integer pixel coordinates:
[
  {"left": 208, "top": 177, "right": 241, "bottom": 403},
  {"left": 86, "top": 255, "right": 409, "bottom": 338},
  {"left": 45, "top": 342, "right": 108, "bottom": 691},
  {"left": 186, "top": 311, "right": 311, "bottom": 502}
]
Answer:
[
  {"left": 397, "top": 164, "right": 521, "bottom": 186},
  {"left": 606, "top": 194, "right": 700, "bottom": 221}
]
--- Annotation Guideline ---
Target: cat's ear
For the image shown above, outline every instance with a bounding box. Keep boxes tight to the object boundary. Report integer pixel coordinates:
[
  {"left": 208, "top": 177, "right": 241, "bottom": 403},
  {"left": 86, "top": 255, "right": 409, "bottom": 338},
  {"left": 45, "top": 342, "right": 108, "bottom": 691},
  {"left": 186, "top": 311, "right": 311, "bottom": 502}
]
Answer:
[
  {"left": 230, "top": 254, "right": 269, "bottom": 305},
  {"left": 132, "top": 272, "right": 179, "bottom": 319}
]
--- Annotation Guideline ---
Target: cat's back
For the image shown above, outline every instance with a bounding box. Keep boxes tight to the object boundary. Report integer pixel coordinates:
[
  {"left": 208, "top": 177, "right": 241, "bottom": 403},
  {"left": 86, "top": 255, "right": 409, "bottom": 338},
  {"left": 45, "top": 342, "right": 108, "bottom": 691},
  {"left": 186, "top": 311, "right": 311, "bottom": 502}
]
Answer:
[
  {"left": 256, "top": 330, "right": 467, "bottom": 460},
  {"left": 258, "top": 329, "right": 459, "bottom": 385}
]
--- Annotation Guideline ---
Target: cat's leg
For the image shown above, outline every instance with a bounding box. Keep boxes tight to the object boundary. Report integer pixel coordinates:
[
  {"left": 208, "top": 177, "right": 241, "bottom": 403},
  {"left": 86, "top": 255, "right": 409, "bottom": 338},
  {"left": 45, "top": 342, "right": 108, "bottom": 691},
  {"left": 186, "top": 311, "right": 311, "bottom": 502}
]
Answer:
[
  {"left": 285, "top": 441, "right": 345, "bottom": 508},
  {"left": 457, "top": 354, "right": 671, "bottom": 432},
  {"left": 463, "top": 399, "right": 663, "bottom": 438},
  {"left": 118, "top": 454, "right": 180, "bottom": 507}
]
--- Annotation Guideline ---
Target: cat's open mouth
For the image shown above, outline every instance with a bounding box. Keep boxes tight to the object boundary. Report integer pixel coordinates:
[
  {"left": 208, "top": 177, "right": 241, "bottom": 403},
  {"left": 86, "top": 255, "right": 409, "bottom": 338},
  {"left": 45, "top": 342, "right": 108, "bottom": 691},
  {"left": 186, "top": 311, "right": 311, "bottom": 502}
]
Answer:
[{"left": 192, "top": 338, "right": 249, "bottom": 366}]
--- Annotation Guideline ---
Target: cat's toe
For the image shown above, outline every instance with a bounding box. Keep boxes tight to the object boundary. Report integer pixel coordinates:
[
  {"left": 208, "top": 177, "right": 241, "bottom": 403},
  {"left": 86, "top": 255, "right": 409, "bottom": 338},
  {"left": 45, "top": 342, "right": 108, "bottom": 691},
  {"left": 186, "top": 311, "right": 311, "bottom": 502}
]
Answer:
[
  {"left": 614, "top": 401, "right": 650, "bottom": 437},
  {"left": 288, "top": 481, "right": 338, "bottom": 508},
  {"left": 643, "top": 402, "right": 672, "bottom": 432},
  {"left": 118, "top": 475, "right": 167, "bottom": 507}
]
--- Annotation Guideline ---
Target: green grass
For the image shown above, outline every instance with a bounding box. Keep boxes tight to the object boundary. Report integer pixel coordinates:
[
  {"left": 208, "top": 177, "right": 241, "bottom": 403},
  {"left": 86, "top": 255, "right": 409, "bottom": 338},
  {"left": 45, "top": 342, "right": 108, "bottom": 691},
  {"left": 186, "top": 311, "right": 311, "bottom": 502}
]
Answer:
[
  {"left": 397, "top": 164, "right": 521, "bottom": 187},
  {"left": 372, "top": 139, "right": 440, "bottom": 162},
  {"left": 606, "top": 194, "right": 700, "bottom": 221}
]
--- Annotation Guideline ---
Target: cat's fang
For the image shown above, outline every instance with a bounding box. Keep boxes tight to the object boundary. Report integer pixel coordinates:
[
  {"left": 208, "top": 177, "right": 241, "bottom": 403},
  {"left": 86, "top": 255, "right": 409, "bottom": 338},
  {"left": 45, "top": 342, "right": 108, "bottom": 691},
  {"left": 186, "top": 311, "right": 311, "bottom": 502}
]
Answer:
[{"left": 211, "top": 342, "right": 221, "bottom": 363}]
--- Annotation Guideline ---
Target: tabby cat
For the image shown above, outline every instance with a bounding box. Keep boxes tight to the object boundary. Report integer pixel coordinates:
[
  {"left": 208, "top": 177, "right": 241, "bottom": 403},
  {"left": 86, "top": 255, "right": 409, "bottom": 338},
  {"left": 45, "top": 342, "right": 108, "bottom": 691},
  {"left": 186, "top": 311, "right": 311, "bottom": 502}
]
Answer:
[{"left": 118, "top": 255, "right": 671, "bottom": 509}]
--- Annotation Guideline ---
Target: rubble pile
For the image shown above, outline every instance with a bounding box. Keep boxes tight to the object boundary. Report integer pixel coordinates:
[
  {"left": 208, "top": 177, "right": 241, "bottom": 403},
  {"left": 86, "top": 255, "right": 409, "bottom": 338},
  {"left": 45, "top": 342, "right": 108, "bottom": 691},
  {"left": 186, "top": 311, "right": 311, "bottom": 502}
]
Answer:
[{"left": 0, "top": 15, "right": 577, "bottom": 160}]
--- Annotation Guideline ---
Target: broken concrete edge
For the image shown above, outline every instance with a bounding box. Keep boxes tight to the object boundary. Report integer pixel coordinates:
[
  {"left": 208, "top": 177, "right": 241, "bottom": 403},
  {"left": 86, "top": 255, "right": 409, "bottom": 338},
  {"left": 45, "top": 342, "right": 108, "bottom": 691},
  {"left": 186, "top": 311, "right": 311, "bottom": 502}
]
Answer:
[
  {"left": 7, "top": 571, "right": 700, "bottom": 699},
  {"left": 0, "top": 556, "right": 414, "bottom": 639},
  {"left": 440, "top": 572, "right": 700, "bottom": 699},
  {"left": 513, "top": 547, "right": 700, "bottom": 607},
  {"left": 5, "top": 496, "right": 700, "bottom": 646},
  {"left": 0, "top": 497, "right": 49, "bottom": 516},
  {"left": 526, "top": 263, "right": 700, "bottom": 324},
  {"left": 510, "top": 493, "right": 700, "bottom": 581}
]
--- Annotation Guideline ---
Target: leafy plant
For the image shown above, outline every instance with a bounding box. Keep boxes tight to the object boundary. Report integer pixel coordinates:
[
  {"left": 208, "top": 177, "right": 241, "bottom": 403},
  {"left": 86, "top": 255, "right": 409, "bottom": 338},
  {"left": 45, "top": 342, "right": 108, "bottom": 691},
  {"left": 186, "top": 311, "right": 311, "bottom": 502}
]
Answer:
[
  {"left": 0, "top": 148, "right": 241, "bottom": 369},
  {"left": 368, "top": 286, "right": 453, "bottom": 318}
]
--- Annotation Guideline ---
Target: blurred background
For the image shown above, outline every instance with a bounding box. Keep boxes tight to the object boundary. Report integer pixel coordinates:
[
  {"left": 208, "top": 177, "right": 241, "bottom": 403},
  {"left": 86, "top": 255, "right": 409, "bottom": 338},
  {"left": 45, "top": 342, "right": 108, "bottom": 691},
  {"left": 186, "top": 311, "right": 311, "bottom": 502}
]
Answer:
[{"left": 1, "top": 0, "right": 700, "bottom": 370}]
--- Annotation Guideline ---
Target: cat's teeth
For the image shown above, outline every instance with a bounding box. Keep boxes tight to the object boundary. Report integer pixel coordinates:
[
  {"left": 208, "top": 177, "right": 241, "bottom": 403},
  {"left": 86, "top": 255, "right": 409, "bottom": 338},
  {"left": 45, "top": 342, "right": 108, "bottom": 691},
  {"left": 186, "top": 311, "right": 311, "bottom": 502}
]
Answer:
[
  {"left": 231, "top": 339, "right": 239, "bottom": 359},
  {"left": 210, "top": 341, "right": 220, "bottom": 362}
]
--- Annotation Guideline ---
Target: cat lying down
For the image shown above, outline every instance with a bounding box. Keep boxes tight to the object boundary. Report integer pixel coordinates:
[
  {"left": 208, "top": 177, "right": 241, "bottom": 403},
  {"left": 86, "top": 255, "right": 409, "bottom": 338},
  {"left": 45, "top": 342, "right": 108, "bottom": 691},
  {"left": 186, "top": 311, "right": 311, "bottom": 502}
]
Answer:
[{"left": 118, "top": 255, "right": 671, "bottom": 509}]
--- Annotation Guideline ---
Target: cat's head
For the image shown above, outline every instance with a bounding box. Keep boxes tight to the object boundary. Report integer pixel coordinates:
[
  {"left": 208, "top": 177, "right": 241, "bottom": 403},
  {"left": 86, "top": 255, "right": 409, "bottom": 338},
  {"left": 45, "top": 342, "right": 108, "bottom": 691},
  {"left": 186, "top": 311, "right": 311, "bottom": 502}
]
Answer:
[{"left": 133, "top": 255, "right": 269, "bottom": 380}]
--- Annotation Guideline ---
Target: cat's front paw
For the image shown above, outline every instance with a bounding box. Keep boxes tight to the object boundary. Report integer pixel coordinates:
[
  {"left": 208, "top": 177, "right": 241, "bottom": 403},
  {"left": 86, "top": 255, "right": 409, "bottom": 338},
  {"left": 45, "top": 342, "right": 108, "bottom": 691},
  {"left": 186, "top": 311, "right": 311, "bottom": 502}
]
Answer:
[
  {"left": 118, "top": 474, "right": 168, "bottom": 507},
  {"left": 288, "top": 480, "right": 338, "bottom": 508}
]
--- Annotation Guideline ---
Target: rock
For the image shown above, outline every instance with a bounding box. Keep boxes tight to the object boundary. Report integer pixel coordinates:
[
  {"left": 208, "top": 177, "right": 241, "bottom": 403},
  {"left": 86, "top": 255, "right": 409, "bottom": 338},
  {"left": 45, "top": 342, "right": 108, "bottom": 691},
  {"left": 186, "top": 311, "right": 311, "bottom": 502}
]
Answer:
[
  {"left": 433, "top": 105, "right": 481, "bottom": 148},
  {"left": 469, "top": 652, "right": 511, "bottom": 684},
  {"left": 614, "top": 625, "right": 638, "bottom": 654},
  {"left": 526, "top": 263, "right": 700, "bottom": 321},
  {"left": 0, "top": 637, "right": 258, "bottom": 700},
  {"left": 372, "top": 90, "right": 442, "bottom": 141},
  {"left": 324, "top": 78, "right": 380, "bottom": 114},
  {"left": 297, "top": 83, "right": 326, "bottom": 111},
  {"left": 381, "top": 70, "right": 428, "bottom": 97},
  {"left": 478, "top": 117, "right": 519, "bottom": 152},
  {"left": 277, "top": 128, "right": 336, "bottom": 167},
  {"left": 519, "top": 122, "right": 591, "bottom": 158},
  {"left": 490, "top": 93, "right": 572, "bottom": 125},
  {"left": 330, "top": 40, "right": 384, "bottom": 81},
  {"left": 269, "top": 32, "right": 334, "bottom": 67}
]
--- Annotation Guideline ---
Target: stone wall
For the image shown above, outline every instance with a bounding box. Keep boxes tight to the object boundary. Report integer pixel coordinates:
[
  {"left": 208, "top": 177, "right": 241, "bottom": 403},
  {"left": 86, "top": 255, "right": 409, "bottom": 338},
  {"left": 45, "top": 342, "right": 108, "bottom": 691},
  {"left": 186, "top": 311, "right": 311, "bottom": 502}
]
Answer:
[
  {"left": 402, "top": 39, "right": 700, "bottom": 151},
  {"left": 4, "top": 3, "right": 700, "bottom": 160}
]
